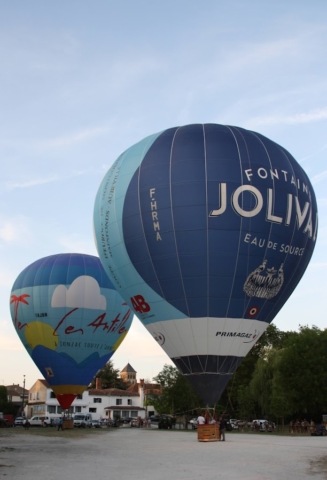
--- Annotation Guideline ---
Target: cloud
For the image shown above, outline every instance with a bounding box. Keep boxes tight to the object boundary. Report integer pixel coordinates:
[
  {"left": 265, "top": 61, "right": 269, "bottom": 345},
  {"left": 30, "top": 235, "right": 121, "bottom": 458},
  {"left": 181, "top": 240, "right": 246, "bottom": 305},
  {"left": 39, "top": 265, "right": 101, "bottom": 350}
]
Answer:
[
  {"left": 37, "top": 126, "right": 109, "bottom": 149},
  {"left": 0, "top": 270, "right": 15, "bottom": 288},
  {"left": 0, "top": 329, "right": 24, "bottom": 351},
  {"left": 309, "top": 262, "right": 327, "bottom": 269},
  {"left": 58, "top": 234, "right": 98, "bottom": 256},
  {"left": 311, "top": 170, "right": 327, "bottom": 185},
  {"left": 6, "top": 175, "right": 59, "bottom": 190},
  {"left": 5, "top": 169, "right": 96, "bottom": 191},
  {"left": 0, "top": 216, "right": 33, "bottom": 245},
  {"left": 51, "top": 275, "right": 106, "bottom": 309},
  {"left": 247, "top": 107, "right": 327, "bottom": 128}
]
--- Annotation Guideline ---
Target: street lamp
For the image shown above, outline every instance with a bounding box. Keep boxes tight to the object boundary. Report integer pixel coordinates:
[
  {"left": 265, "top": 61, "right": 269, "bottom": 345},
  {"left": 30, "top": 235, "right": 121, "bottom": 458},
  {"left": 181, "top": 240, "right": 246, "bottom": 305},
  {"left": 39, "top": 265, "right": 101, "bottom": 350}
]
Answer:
[{"left": 22, "top": 375, "right": 26, "bottom": 417}]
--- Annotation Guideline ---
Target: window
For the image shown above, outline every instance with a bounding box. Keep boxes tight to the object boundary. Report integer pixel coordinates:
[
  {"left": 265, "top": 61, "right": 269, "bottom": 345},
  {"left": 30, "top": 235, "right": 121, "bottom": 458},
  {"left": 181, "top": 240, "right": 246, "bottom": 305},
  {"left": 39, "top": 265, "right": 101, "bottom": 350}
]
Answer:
[
  {"left": 68, "top": 407, "right": 74, "bottom": 414},
  {"left": 48, "top": 406, "right": 56, "bottom": 414},
  {"left": 75, "top": 406, "right": 81, "bottom": 413},
  {"left": 113, "top": 410, "right": 121, "bottom": 418},
  {"left": 116, "top": 399, "right": 122, "bottom": 405},
  {"left": 89, "top": 408, "right": 97, "bottom": 413},
  {"left": 57, "top": 407, "right": 62, "bottom": 414},
  {"left": 131, "top": 411, "right": 138, "bottom": 417},
  {"left": 77, "top": 394, "right": 82, "bottom": 399},
  {"left": 121, "top": 411, "right": 129, "bottom": 418},
  {"left": 93, "top": 398, "right": 102, "bottom": 403},
  {"left": 36, "top": 392, "right": 39, "bottom": 400},
  {"left": 127, "top": 399, "right": 132, "bottom": 405},
  {"left": 50, "top": 392, "right": 56, "bottom": 398},
  {"left": 33, "top": 405, "right": 45, "bottom": 414},
  {"left": 29, "top": 393, "right": 32, "bottom": 400}
]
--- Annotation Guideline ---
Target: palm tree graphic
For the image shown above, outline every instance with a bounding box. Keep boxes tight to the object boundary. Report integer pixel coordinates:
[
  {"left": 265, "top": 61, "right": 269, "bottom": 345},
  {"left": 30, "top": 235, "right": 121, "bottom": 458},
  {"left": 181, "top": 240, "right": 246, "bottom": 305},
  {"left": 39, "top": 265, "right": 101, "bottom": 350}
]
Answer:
[{"left": 10, "top": 294, "right": 30, "bottom": 327}]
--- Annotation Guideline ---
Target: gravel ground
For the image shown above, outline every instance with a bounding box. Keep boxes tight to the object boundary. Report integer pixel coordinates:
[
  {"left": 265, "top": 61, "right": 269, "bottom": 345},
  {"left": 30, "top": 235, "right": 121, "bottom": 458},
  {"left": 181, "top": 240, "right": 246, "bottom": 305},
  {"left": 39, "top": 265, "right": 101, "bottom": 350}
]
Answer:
[{"left": 1, "top": 428, "right": 327, "bottom": 480}]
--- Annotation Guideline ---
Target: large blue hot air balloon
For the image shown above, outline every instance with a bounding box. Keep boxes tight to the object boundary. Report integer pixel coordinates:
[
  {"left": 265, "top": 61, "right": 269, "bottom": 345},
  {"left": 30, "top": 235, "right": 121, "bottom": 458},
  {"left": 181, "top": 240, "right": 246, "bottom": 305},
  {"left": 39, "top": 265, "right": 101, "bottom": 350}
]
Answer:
[
  {"left": 93, "top": 124, "right": 318, "bottom": 404},
  {"left": 10, "top": 253, "right": 132, "bottom": 409}
]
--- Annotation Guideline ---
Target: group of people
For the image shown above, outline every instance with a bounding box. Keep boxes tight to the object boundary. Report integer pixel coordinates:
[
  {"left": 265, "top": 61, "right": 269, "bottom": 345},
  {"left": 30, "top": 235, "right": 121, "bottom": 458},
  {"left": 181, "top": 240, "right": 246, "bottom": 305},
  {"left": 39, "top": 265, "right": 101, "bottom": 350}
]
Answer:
[
  {"left": 290, "top": 419, "right": 326, "bottom": 436},
  {"left": 197, "top": 414, "right": 227, "bottom": 441}
]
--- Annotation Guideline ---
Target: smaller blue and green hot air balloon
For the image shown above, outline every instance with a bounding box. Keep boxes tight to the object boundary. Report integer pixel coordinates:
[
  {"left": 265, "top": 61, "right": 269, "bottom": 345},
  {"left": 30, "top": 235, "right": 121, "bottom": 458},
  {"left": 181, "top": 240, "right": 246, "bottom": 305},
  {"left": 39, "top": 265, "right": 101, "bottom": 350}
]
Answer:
[{"left": 10, "top": 253, "right": 132, "bottom": 410}]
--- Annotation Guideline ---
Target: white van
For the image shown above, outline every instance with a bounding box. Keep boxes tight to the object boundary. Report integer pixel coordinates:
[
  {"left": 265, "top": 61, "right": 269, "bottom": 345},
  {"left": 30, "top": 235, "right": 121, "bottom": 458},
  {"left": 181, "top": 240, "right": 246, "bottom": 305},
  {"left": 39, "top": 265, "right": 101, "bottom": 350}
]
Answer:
[
  {"left": 29, "top": 416, "right": 51, "bottom": 427},
  {"left": 73, "top": 414, "right": 93, "bottom": 428}
]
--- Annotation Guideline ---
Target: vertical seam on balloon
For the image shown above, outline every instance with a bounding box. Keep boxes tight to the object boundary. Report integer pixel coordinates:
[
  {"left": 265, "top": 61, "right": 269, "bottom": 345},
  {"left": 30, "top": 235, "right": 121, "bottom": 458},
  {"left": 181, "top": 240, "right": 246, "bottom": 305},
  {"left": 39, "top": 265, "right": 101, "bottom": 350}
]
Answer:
[
  {"left": 216, "top": 126, "right": 244, "bottom": 375},
  {"left": 247, "top": 134, "right": 300, "bottom": 323},
  {"left": 112, "top": 151, "right": 133, "bottom": 292},
  {"left": 203, "top": 124, "right": 209, "bottom": 372},
  {"left": 235, "top": 128, "right": 253, "bottom": 315},
  {"left": 136, "top": 130, "right": 188, "bottom": 359},
  {"left": 230, "top": 128, "right": 264, "bottom": 364},
  {"left": 267, "top": 147, "right": 312, "bottom": 320},
  {"left": 48, "top": 254, "right": 58, "bottom": 352},
  {"left": 169, "top": 127, "right": 203, "bottom": 372},
  {"left": 81, "top": 254, "right": 86, "bottom": 339},
  {"left": 169, "top": 127, "right": 190, "bottom": 317},
  {"left": 240, "top": 132, "right": 277, "bottom": 356},
  {"left": 227, "top": 127, "right": 254, "bottom": 368}
]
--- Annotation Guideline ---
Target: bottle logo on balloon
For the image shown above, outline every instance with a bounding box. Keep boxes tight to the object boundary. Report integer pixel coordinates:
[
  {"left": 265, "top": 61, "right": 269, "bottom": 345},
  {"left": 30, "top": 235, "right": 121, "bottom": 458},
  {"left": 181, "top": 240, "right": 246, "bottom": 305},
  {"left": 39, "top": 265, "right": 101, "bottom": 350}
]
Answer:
[{"left": 243, "top": 260, "right": 284, "bottom": 299}]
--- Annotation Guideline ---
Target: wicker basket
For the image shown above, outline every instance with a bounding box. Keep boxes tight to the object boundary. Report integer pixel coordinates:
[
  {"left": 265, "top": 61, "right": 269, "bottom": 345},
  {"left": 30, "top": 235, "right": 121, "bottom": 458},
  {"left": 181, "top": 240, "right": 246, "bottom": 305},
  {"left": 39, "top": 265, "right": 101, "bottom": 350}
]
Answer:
[
  {"left": 197, "top": 424, "right": 220, "bottom": 442},
  {"left": 62, "top": 419, "right": 74, "bottom": 430}
]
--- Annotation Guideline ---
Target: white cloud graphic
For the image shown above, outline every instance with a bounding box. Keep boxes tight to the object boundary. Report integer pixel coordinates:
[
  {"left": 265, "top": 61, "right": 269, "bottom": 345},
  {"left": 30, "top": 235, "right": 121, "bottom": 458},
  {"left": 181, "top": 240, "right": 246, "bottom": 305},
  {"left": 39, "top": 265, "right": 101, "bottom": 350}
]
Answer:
[{"left": 51, "top": 275, "right": 106, "bottom": 310}]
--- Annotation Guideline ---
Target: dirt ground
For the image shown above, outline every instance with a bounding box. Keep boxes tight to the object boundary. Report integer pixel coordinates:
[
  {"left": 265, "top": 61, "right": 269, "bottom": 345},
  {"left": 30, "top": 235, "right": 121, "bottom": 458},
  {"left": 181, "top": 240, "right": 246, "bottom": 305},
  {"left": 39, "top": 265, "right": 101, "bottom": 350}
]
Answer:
[{"left": 1, "top": 427, "right": 327, "bottom": 480}]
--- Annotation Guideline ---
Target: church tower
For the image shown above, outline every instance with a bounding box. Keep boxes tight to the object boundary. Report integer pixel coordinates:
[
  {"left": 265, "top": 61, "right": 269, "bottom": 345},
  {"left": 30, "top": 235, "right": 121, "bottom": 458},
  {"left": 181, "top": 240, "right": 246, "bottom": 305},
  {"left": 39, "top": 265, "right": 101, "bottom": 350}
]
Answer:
[{"left": 120, "top": 363, "right": 137, "bottom": 384}]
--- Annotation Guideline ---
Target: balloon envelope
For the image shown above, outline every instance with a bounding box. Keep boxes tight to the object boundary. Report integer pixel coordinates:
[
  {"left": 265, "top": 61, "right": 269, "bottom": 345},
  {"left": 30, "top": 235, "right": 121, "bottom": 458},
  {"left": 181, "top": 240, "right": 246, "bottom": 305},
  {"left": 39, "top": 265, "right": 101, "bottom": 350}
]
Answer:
[
  {"left": 10, "top": 253, "right": 132, "bottom": 409},
  {"left": 93, "top": 124, "right": 318, "bottom": 404}
]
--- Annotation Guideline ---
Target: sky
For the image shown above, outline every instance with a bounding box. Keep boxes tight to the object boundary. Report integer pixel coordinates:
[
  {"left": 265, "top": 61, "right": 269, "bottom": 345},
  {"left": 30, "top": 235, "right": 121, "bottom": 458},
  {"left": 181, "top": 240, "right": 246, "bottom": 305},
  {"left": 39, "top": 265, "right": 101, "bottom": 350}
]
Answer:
[{"left": 0, "top": 1, "right": 326, "bottom": 389}]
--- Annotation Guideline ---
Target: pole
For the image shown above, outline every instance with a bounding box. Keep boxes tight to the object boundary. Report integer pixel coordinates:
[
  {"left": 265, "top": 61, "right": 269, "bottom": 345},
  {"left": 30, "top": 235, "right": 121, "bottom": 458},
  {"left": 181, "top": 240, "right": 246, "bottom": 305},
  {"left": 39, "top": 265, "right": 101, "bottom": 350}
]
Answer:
[{"left": 22, "top": 375, "right": 26, "bottom": 417}]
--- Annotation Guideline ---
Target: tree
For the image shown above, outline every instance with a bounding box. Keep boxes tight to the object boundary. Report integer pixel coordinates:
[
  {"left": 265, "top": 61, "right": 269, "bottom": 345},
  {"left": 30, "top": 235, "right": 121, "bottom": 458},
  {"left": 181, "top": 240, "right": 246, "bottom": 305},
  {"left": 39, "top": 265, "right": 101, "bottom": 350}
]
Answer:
[
  {"left": 90, "top": 360, "right": 129, "bottom": 390},
  {"left": 220, "top": 324, "right": 293, "bottom": 417},
  {"left": 0, "top": 386, "right": 8, "bottom": 411},
  {"left": 149, "top": 365, "right": 204, "bottom": 415},
  {"left": 277, "top": 326, "right": 327, "bottom": 420}
]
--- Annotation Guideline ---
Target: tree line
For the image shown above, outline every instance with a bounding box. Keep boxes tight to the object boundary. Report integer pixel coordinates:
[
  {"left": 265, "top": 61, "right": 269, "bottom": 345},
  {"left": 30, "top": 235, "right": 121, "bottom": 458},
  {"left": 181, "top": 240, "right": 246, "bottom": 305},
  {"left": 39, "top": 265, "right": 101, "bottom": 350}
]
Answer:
[{"left": 146, "top": 325, "right": 327, "bottom": 423}]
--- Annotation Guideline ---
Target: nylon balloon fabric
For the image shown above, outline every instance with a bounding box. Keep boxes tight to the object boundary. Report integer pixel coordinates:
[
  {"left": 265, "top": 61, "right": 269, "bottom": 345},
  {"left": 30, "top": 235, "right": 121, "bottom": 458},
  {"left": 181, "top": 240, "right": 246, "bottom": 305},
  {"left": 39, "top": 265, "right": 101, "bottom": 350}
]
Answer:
[
  {"left": 93, "top": 124, "right": 318, "bottom": 404},
  {"left": 10, "top": 253, "right": 132, "bottom": 409}
]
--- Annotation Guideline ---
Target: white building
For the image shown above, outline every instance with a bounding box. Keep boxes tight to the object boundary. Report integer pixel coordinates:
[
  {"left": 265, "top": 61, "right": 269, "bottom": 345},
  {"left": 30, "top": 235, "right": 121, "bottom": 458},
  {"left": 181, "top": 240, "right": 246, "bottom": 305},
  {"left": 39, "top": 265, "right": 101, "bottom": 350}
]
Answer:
[{"left": 26, "top": 365, "right": 160, "bottom": 421}]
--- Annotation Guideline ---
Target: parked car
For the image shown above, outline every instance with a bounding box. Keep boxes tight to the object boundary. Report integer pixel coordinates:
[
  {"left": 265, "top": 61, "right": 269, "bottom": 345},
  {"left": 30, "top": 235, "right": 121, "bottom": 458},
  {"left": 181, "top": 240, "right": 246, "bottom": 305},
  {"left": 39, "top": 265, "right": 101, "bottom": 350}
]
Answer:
[
  {"left": 90, "top": 420, "right": 102, "bottom": 428},
  {"left": 251, "top": 419, "right": 269, "bottom": 431},
  {"left": 229, "top": 419, "right": 239, "bottom": 430},
  {"left": 29, "top": 416, "right": 51, "bottom": 427},
  {"left": 49, "top": 418, "right": 61, "bottom": 427},
  {"left": 107, "top": 419, "right": 118, "bottom": 427},
  {"left": 189, "top": 418, "right": 198, "bottom": 429},
  {"left": 14, "top": 417, "right": 25, "bottom": 426},
  {"left": 149, "top": 414, "right": 161, "bottom": 422},
  {"left": 158, "top": 415, "right": 174, "bottom": 429},
  {"left": 73, "top": 413, "right": 93, "bottom": 428}
]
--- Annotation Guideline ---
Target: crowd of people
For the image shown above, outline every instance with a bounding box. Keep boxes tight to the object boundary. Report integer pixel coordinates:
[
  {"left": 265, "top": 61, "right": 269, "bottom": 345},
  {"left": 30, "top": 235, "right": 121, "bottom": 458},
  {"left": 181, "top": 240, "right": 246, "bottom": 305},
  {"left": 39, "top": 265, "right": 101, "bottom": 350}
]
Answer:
[{"left": 289, "top": 419, "right": 326, "bottom": 436}]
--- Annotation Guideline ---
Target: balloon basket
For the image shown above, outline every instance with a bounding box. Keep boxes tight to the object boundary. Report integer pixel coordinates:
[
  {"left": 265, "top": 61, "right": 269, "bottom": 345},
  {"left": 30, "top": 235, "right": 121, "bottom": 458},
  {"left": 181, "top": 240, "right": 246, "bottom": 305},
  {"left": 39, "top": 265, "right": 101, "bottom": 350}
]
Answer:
[
  {"left": 62, "top": 419, "right": 74, "bottom": 430},
  {"left": 197, "top": 424, "right": 220, "bottom": 442}
]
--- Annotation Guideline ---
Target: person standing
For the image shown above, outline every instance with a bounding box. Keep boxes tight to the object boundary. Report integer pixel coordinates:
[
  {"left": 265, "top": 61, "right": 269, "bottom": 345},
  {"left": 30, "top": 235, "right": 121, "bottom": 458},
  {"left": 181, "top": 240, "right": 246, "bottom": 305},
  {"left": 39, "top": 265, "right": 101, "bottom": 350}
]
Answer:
[
  {"left": 219, "top": 416, "right": 226, "bottom": 441},
  {"left": 197, "top": 413, "right": 206, "bottom": 425},
  {"left": 57, "top": 417, "right": 63, "bottom": 431}
]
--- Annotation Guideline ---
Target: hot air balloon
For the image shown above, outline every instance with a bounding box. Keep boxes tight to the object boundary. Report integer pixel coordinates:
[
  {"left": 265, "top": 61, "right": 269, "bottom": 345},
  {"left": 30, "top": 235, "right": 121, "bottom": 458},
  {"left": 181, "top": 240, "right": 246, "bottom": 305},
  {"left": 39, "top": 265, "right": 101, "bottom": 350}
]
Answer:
[
  {"left": 93, "top": 124, "right": 318, "bottom": 404},
  {"left": 10, "top": 253, "right": 132, "bottom": 409}
]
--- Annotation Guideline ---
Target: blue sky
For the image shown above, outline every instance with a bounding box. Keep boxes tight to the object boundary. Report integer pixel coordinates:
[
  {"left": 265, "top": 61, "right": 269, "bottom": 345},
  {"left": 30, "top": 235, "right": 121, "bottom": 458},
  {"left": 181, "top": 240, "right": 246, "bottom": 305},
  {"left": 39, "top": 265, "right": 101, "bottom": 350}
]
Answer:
[{"left": 1, "top": 1, "right": 326, "bottom": 388}]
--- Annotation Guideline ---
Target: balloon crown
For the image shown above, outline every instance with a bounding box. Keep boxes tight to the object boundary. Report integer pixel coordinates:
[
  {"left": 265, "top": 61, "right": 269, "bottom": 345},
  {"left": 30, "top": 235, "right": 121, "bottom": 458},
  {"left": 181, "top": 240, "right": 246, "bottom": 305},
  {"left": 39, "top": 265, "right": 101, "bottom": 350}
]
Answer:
[{"left": 243, "top": 260, "right": 284, "bottom": 300}]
